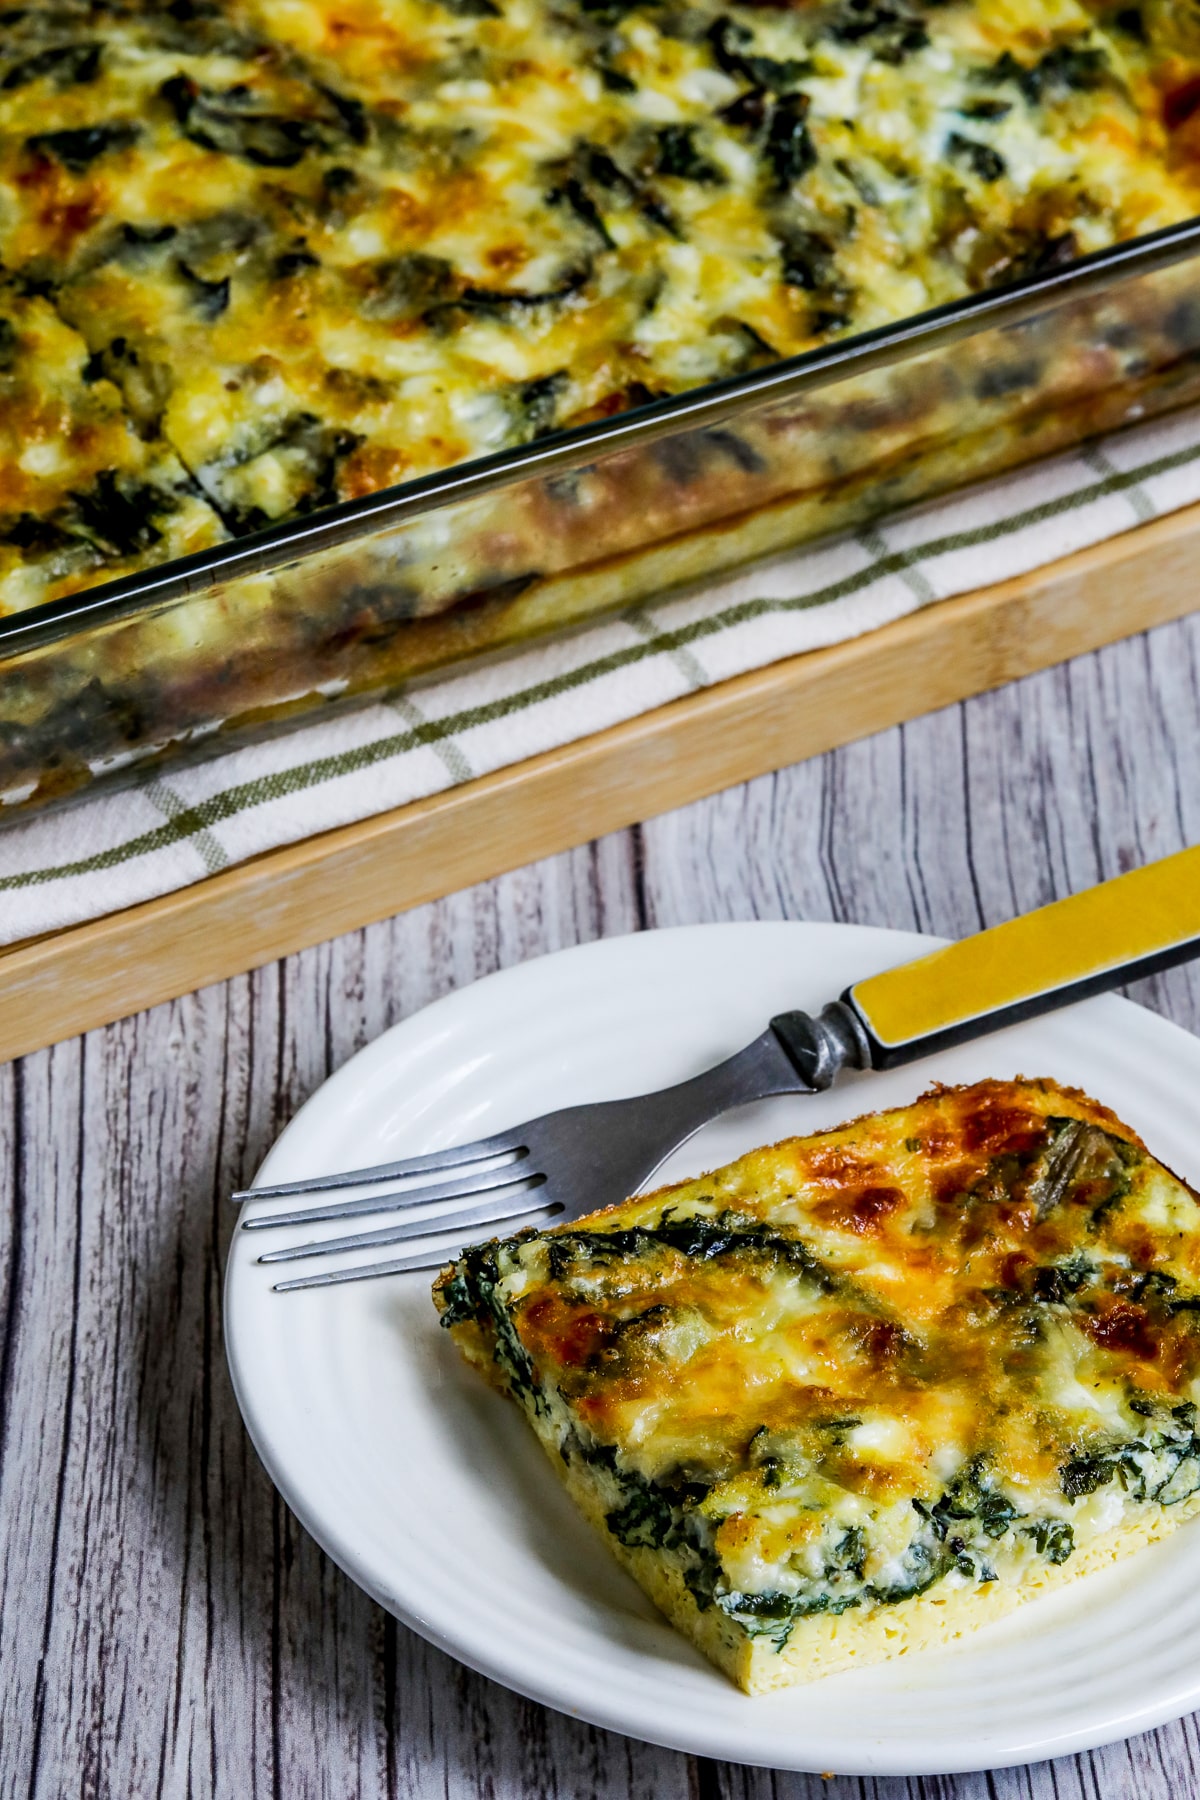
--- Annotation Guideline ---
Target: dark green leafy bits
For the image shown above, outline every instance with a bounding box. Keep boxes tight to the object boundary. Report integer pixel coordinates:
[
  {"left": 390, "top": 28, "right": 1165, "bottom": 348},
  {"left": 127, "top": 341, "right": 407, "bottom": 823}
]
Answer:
[
  {"left": 762, "top": 93, "right": 817, "bottom": 190},
  {"left": 1060, "top": 1453, "right": 1115, "bottom": 1499},
  {"left": 707, "top": 16, "right": 810, "bottom": 93},
  {"left": 653, "top": 124, "right": 724, "bottom": 184},
  {"left": 70, "top": 470, "right": 171, "bottom": 557},
  {"left": 1028, "top": 1518, "right": 1075, "bottom": 1563},
  {"left": 828, "top": 0, "right": 929, "bottom": 63},
  {"left": 957, "top": 98, "right": 1011, "bottom": 119},
  {"left": 978, "top": 42, "right": 1109, "bottom": 104},
  {"left": 515, "top": 370, "right": 569, "bottom": 439},
  {"left": 2, "top": 40, "right": 101, "bottom": 89},
  {"left": 159, "top": 74, "right": 336, "bottom": 168},
  {"left": 946, "top": 131, "right": 1006, "bottom": 182},
  {"left": 26, "top": 121, "right": 139, "bottom": 172},
  {"left": 605, "top": 1480, "right": 678, "bottom": 1548},
  {"left": 176, "top": 259, "right": 231, "bottom": 319}
]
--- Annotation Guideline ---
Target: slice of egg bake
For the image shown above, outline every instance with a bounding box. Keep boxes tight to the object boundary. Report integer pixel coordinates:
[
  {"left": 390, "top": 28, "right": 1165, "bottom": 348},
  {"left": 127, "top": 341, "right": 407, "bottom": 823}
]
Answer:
[{"left": 435, "top": 1078, "right": 1200, "bottom": 1692}]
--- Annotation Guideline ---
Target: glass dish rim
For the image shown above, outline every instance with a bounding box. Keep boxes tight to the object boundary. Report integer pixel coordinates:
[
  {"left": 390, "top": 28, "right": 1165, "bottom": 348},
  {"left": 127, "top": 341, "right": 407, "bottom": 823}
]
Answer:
[{"left": 5, "top": 210, "right": 1200, "bottom": 663}]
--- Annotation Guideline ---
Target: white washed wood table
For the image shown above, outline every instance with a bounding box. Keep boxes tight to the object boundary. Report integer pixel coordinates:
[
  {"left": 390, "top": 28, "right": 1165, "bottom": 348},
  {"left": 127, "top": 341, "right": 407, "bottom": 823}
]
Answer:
[{"left": 5, "top": 612, "right": 1200, "bottom": 1799}]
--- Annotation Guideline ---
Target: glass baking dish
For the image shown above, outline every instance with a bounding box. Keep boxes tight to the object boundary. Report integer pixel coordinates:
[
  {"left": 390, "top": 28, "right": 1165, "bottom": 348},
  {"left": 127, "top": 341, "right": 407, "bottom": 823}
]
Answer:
[{"left": 4, "top": 213, "right": 1200, "bottom": 822}]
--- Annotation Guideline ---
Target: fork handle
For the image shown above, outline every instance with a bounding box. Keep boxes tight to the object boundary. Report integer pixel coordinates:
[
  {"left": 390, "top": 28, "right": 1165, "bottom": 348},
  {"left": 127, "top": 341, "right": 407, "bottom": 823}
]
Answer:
[{"left": 771, "top": 845, "right": 1200, "bottom": 1086}]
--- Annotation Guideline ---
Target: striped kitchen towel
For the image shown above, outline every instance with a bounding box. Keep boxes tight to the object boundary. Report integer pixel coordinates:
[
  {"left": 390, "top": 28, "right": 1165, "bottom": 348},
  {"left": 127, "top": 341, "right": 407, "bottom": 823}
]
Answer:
[{"left": 2, "top": 399, "right": 1199, "bottom": 948}]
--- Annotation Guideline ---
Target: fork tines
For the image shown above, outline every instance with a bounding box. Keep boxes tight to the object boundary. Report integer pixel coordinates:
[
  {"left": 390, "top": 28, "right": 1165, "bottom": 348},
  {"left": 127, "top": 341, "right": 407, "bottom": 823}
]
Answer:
[
  {"left": 254, "top": 1181, "right": 558, "bottom": 1265},
  {"left": 231, "top": 1131, "right": 527, "bottom": 1206},
  {"left": 238, "top": 1154, "right": 533, "bottom": 1231},
  {"left": 234, "top": 1125, "right": 560, "bottom": 1286}
]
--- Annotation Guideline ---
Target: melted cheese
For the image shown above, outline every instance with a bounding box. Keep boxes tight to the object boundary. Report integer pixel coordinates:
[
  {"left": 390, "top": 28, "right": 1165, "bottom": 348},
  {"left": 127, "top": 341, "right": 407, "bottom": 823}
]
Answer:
[
  {"left": 0, "top": 276, "right": 225, "bottom": 611},
  {"left": 436, "top": 1078, "right": 1200, "bottom": 1688},
  {"left": 2, "top": 0, "right": 1200, "bottom": 609}
]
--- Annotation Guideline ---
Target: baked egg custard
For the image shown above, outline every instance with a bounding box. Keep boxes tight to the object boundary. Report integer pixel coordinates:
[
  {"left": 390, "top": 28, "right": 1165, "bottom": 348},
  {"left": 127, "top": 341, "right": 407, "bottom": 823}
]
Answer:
[
  {"left": 3, "top": 0, "right": 1200, "bottom": 611},
  {"left": 435, "top": 1078, "right": 1200, "bottom": 1691}
]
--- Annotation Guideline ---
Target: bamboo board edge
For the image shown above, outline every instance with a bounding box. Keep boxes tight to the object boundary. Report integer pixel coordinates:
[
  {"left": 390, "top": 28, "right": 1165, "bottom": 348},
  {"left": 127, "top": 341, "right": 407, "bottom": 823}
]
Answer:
[{"left": 3, "top": 500, "right": 1199, "bottom": 1064}]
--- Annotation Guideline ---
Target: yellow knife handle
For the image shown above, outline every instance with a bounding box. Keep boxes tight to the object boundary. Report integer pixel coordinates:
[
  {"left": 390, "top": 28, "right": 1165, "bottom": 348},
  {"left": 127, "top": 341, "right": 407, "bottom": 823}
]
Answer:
[{"left": 844, "top": 844, "right": 1200, "bottom": 1066}]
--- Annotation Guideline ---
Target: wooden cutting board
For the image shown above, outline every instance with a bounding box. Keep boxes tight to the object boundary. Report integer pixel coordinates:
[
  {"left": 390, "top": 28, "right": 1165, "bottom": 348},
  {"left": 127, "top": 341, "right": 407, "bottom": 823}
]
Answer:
[{"left": 2, "top": 498, "right": 1199, "bottom": 1066}]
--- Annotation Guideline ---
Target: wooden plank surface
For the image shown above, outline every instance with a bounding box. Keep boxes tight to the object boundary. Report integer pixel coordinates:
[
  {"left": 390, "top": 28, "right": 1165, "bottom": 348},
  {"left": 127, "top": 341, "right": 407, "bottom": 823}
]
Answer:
[
  {"left": 4, "top": 497, "right": 1200, "bottom": 1065},
  {"left": 4, "top": 598, "right": 1200, "bottom": 1797}
]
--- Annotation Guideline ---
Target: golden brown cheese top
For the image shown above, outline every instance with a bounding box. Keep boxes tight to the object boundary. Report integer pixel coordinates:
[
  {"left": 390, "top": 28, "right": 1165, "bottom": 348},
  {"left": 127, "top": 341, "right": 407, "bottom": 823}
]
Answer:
[
  {"left": 439, "top": 1079, "right": 1200, "bottom": 1624},
  {"left": 3, "top": 0, "right": 1200, "bottom": 607},
  {"left": 511, "top": 1082, "right": 1200, "bottom": 1489},
  {"left": 0, "top": 276, "right": 225, "bottom": 610}
]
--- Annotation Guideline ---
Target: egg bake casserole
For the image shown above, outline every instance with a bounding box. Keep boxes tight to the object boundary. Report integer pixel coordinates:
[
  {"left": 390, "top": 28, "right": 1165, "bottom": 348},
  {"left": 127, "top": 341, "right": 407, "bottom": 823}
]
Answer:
[
  {"left": 436, "top": 1079, "right": 1200, "bottom": 1691},
  {"left": 5, "top": 0, "right": 1200, "bottom": 618}
]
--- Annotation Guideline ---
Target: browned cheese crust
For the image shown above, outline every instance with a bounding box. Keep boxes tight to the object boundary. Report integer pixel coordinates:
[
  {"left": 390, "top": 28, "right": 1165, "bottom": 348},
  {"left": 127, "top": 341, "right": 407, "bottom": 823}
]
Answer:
[{"left": 435, "top": 1078, "right": 1200, "bottom": 1691}]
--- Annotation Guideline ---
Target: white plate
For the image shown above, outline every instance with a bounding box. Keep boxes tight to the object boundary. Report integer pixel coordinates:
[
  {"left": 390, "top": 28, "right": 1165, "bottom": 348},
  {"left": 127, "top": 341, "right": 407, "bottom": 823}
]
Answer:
[{"left": 225, "top": 922, "right": 1200, "bottom": 1776}]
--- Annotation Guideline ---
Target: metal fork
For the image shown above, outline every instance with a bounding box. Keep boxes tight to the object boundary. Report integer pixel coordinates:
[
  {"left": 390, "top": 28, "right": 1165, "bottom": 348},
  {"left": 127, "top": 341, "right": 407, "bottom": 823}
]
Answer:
[
  {"left": 234, "top": 1004, "right": 868, "bottom": 1291},
  {"left": 233, "top": 842, "right": 1200, "bottom": 1291}
]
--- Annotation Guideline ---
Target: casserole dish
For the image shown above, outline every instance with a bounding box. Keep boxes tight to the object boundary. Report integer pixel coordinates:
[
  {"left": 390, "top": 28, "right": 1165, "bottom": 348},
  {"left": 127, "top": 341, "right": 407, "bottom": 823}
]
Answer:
[
  {"left": 5, "top": 225, "right": 1200, "bottom": 817},
  {"left": 4, "top": 0, "right": 1200, "bottom": 817}
]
